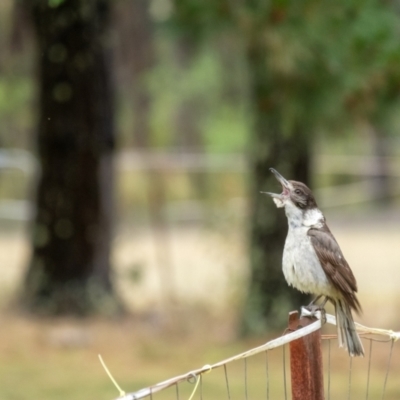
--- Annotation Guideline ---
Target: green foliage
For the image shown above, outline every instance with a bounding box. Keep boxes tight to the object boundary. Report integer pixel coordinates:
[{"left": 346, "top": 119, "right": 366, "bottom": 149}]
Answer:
[
  {"left": 48, "top": 0, "right": 66, "bottom": 8},
  {"left": 145, "top": 38, "right": 249, "bottom": 151},
  {"left": 257, "top": 1, "right": 400, "bottom": 134},
  {"left": 169, "top": 0, "right": 400, "bottom": 136},
  {"left": 0, "top": 77, "right": 32, "bottom": 117},
  {"left": 0, "top": 1, "right": 35, "bottom": 149},
  {"left": 203, "top": 104, "right": 249, "bottom": 152},
  {"left": 168, "top": 0, "right": 233, "bottom": 40},
  {"left": 327, "top": 2, "right": 400, "bottom": 129}
]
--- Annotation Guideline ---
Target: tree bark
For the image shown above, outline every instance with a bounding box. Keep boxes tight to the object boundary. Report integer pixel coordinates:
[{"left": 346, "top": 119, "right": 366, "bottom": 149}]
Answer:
[
  {"left": 22, "top": 0, "right": 118, "bottom": 315},
  {"left": 242, "top": 37, "right": 310, "bottom": 334}
]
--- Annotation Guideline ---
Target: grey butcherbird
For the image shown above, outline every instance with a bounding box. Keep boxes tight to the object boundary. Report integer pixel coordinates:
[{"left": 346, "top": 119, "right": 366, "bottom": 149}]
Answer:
[{"left": 262, "top": 168, "right": 364, "bottom": 357}]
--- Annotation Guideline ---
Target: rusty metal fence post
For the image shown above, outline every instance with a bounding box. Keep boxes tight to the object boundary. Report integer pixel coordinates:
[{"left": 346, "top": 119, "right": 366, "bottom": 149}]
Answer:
[{"left": 287, "top": 310, "right": 325, "bottom": 400}]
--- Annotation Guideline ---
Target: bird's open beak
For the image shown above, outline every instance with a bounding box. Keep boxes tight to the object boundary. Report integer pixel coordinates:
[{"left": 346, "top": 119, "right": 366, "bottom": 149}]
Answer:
[
  {"left": 270, "top": 168, "right": 291, "bottom": 189},
  {"left": 260, "top": 168, "right": 292, "bottom": 207}
]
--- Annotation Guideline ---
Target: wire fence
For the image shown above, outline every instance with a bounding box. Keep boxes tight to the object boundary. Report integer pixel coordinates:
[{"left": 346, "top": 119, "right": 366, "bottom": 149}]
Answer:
[
  {"left": 110, "top": 308, "right": 400, "bottom": 400},
  {"left": 2, "top": 149, "right": 400, "bottom": 223}
]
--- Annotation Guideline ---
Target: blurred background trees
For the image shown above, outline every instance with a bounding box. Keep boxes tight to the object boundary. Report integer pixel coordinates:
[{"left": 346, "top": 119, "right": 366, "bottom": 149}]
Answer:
[{"left": 0, "top": 0, "right": 399, "bottom": 330}]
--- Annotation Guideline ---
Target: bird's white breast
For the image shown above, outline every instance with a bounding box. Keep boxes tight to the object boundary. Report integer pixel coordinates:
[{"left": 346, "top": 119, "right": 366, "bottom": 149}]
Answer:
[{"left": 282, "top": 207, "right": 334, "bottom": 296}]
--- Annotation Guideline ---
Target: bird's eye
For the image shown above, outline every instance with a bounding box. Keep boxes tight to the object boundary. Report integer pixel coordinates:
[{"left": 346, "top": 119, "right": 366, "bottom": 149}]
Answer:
[{"left": 295, "top": 189, "right": 302, "bottom": 195}]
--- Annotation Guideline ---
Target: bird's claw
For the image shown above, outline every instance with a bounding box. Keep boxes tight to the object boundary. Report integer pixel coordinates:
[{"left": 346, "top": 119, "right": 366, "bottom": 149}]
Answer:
[{"left": 303, "top": 304, "right": 327, "bottom": 325}]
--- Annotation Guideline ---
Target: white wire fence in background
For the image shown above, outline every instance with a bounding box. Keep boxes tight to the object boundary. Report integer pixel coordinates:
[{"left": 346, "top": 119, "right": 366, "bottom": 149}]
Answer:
[
  {"left": 111, "top": 308, "right": 400, "bottom": 400},
  {"left": 2, "top": 149, "right": 400, "bottom": 223}
]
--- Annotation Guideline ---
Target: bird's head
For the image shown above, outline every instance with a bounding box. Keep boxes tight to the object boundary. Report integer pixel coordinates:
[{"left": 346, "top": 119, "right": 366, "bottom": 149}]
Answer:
[{"left": 261, "top": 168, "right": 318, "bottom": 211}]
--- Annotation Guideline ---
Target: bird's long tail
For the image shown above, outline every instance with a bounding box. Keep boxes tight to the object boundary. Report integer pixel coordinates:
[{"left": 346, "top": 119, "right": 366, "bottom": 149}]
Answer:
[{"left": 335, "top": 299, "right": 364, "bottom": 357}]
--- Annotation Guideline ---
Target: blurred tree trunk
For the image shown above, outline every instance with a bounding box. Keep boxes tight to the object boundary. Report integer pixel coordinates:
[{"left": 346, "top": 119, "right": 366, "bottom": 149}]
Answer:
[
  {"left": 22, "top": 0, "right": 119, "bottom": 315},
  {"left": 242, "top": 35, "right": 310, "bottom": 334}
]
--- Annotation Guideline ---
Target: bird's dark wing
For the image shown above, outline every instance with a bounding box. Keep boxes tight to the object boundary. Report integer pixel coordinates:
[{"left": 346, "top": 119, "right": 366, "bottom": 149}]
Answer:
[{"left": 308, "top": 225, "right": 362, "bottom": 313}]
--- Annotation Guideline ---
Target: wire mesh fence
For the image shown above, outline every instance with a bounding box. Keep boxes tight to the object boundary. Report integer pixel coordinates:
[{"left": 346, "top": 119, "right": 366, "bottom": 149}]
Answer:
[{"left": 109, "top": 309, "right": 400, "bottom": 400}]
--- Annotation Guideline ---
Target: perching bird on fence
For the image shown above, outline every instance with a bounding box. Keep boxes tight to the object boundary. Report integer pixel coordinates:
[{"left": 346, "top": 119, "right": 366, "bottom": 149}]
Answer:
[{"left": 263, "top": 168, "right": 364, "bottom": 357}]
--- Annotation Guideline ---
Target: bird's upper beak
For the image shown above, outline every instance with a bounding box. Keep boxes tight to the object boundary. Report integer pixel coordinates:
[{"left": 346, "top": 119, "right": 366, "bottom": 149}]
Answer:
[{"left": 260, "top": 168, "right": 292, "bottom": 207}]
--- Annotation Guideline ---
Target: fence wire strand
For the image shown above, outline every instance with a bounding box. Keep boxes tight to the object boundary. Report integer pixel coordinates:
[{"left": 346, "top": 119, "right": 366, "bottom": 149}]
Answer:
[
  {"left": 174, "top": 384, "right": 178, "bottom": 400},
  {"left": 244, "top": 358, "right": 248, "bottom": 400},
  {"left": 282, "top": 345, "right": 287, "bottom": 400},
  {"left": 366, "top": 339, "right": 373, "bottom": 400},
  {"left": 223, "top": 364, "right": 230, "bottom": 400},
  {"left": 348, "top": 355, "right": 353, "bottom": 400},
  {"left": 381, "top": 339, "right": 395, "bottom": 400},
  {"left": 327, "top": 339, "right": 331, "bottom": 400},
  {"left": 265, "top": 351, "right": 269, "bottom": 400}
]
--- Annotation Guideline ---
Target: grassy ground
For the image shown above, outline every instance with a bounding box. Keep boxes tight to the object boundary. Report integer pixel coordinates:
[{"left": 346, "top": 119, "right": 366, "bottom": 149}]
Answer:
[{"left": 0, "top": 314, "right": 399, "bottom": 400}]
